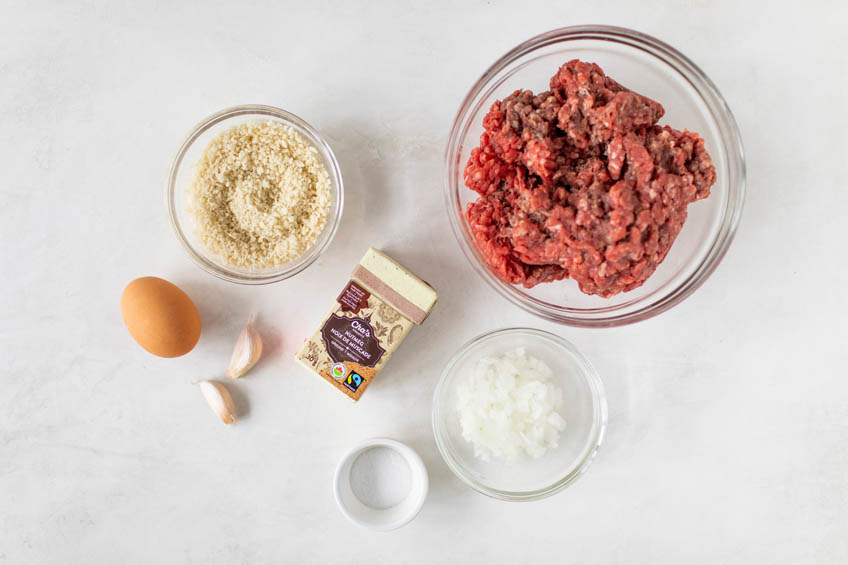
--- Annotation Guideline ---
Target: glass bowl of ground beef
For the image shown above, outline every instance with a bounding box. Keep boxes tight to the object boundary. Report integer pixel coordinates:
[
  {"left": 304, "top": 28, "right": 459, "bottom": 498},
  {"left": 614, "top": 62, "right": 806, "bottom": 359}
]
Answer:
[{"left": 445, "top": 26, "right": 745, "bottom": 326}]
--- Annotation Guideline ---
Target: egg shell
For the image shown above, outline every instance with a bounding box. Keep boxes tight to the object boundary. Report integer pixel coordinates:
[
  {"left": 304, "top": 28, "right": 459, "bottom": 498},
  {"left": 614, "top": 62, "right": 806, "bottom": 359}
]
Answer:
[{"left": 121, "top": 276, "right": 201, "bottom": 358}]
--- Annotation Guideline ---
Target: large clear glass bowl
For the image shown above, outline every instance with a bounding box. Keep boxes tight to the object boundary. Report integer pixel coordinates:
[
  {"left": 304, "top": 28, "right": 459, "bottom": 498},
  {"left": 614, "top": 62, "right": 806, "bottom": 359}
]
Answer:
[
  {"left": 445, "top": 26, "right": 745, "bottom": 326},
  {"left": 166, "top": 104, "right": 343, "bottom": 284},
  {"left": 432, "top": 328, "right": 607, "bottom": 501}
]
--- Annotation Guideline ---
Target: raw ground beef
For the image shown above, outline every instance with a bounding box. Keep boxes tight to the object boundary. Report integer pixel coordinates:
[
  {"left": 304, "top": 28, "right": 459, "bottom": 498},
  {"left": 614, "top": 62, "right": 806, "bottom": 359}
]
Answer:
[{"left": 464, "top": 60, "right": 716, "bottom": 297}]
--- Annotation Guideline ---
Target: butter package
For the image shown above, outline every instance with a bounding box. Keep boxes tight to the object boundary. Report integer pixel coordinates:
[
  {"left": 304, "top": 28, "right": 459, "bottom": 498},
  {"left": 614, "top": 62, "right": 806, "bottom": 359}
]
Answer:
[{"left": 295, "top": 248, "right": 438, "bottom": 401}]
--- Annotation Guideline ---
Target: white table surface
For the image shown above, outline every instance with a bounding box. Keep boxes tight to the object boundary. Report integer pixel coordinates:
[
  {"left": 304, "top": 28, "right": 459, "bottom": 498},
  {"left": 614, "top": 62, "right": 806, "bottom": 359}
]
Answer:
[{"left": 2, "top": 1, "right": 847, "bottom": 563}]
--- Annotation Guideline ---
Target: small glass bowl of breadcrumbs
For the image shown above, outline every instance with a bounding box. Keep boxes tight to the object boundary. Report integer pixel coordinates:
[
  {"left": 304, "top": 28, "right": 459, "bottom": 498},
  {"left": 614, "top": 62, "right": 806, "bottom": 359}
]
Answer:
[{"left": 166, "top": 105, "right": 343, "bottom": 284}]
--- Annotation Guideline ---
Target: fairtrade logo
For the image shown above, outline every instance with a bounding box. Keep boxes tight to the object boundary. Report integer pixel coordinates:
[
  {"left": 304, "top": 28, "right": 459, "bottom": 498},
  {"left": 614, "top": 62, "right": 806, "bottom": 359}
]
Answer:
[
  {"left": 331, "top": 363, "right": 347, "bottom": 380},
  {"left": 344, "top": 371, "right": 364, "bottom": 393}
]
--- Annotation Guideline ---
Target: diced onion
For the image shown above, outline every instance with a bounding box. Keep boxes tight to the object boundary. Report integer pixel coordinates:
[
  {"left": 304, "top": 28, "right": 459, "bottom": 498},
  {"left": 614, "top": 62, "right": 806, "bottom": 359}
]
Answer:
[{"left": 456, "top": 347, "right": 566, "bottom": 463}]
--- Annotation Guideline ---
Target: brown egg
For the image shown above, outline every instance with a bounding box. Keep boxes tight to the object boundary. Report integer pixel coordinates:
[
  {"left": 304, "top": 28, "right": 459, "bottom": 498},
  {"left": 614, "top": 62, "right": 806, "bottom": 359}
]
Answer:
[{"left": 121, "top": 277, "right": 201, "bottom": 357}]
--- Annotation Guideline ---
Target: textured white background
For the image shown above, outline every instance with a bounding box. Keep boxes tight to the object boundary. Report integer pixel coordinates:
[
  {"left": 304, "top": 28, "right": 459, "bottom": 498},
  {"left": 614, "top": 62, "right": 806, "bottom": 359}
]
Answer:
[{"left": 2, "top": 1, "right": 847, "bottom": 563}]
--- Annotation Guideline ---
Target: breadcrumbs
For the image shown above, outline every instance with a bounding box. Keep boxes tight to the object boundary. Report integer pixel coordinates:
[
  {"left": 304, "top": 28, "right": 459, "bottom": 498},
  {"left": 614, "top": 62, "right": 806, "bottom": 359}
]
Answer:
[{"left": 188, "top": 121, "right": 331, "bottom": 269}]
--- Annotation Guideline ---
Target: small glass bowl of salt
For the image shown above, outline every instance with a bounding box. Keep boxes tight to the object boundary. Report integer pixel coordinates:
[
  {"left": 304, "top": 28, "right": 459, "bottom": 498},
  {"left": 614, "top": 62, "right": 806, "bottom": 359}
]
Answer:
[{"left": 334, "top": 438, "right": 429, "bottom": 531}]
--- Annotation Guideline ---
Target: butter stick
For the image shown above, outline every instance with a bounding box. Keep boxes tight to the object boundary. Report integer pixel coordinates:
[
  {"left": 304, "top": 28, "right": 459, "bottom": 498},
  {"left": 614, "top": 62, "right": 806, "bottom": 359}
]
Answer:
[{"left": 295, "top": 248, "right": 437, "bottom": 401}]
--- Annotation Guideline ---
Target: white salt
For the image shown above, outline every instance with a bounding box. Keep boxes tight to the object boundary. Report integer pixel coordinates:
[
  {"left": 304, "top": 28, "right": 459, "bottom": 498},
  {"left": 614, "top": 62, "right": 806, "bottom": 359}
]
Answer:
[{"left": 349, "top": 446, "right": 411, "bottom": 509}]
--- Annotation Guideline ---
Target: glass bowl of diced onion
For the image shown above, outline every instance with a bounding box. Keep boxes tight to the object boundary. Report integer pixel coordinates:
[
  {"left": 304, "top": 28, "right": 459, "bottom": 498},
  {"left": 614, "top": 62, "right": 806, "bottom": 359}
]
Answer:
[{"left": 432, "top": 328, "right": 607, "bottom": 501}]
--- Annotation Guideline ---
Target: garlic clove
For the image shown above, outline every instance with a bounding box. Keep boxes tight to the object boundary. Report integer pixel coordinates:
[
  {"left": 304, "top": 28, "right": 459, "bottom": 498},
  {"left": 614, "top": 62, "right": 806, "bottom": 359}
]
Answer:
[
  {"left": 197, "top": 380, "right": 237, "bottom": 425},
  {"left": 227, "top": 313, "right": 263, "bottom": 379}
]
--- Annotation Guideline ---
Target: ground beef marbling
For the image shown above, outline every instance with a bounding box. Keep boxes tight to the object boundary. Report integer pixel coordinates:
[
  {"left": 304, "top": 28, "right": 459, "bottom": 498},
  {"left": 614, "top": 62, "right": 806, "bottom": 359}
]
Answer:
[{"left": 464, "top": 60, "right": 716, "bottom": 297}]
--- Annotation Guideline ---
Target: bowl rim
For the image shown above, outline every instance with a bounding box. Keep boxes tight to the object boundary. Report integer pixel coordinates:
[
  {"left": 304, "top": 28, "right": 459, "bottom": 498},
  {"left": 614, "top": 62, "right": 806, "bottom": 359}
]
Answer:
[
  {"left": 431, "top": 327, "right": 608, "bottom": 501},
  {"left": 444, "top": 25, "right": 746, "bottom": 327},
  {"left": 165, "top": 104, "right": 344, "bottom": 285}
]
